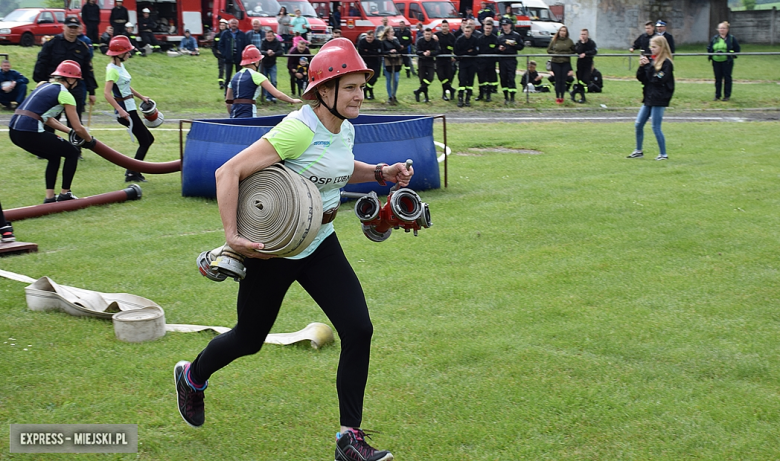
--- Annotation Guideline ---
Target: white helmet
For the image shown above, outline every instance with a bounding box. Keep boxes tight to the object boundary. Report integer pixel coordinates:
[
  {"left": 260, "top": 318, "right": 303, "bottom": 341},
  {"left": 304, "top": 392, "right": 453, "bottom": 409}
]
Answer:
[
  {"left": 142, "top": 7, "right": 151, "bottom": 13},
  {"left": 125, "top": 22, "right": 134, "bottom": 29}
]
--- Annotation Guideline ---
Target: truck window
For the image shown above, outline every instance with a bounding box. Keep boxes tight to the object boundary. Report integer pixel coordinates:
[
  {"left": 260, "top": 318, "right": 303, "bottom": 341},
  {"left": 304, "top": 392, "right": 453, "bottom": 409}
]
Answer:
[
  {"left": 360, "top": 0, "right": 398, "bottom": 16},
  {"left": 38, "top": 12, "right": 54, "bottom": 24},
  {"left": 408, "top": 3, "right": 423, "bottom": 21},
  {"left": 423, "top": 1, "right": 459, "bottom": 18},
  {"left": 345, "top": 2, "right": 361, "bottom": 16},
  {"left": 54, "top": 11, "right": 65, "bottom": 22},
  {"left": 394, "top": 3, "right": 405, "bottom": 15}
]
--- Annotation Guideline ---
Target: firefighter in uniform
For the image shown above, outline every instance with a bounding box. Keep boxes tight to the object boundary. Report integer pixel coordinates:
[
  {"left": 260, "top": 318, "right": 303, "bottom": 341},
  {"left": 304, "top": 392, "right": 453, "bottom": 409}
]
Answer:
[
  {"left": 357, "top": 30, "right": 383, "bottom": 100},
  {"left": 475, "top": 19, "right": 498, "bottom": 102},
  {"left": 497, "top": 17, "right": 523, "bottom": 104},
  {"left": 434, "top": 20, "right": 457, "bottom": 101},
  {"left": 396, "top": 20, "right": 416, "bottom": 78},
  {"left": 454, "top": 24, "right": 479, "bottom": 107},
  {"left": 212, "top": 19, "right": 228, "bottom": 89},
  {"left": 139, "top": 8, "right": 162, "bottom": 53},
  {"left": 413, "top": 28, "right": 439, "bottom": 103}
]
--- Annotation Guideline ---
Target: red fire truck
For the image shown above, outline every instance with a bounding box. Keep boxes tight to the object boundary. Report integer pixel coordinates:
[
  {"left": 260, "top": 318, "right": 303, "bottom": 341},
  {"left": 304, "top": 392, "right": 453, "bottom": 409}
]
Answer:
[
  {"left": 310, "top": 0, "right": 406, "bottom": 44},
  {"left": 454, "top": 0, "right": 530, "bottom": 38}
]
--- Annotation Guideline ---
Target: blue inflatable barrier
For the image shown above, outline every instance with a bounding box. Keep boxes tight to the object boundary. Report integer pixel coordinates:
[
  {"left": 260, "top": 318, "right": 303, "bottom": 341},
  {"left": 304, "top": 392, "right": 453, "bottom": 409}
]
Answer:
[{"left": 181, "top": 114, "right": 440, "bottom": 198}]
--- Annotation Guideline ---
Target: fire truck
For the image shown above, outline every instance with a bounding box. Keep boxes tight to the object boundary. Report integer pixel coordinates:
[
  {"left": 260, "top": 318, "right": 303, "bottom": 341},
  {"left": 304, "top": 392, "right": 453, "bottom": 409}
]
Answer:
[
  {"left": 454, "top": 0, "right": 530, "bottom": 38},
  {"left": 65, "top": 0, "right": 328, "bottom": 46},
  {"left": 309, "top": 0, "right": 406, "bottom": 44}
]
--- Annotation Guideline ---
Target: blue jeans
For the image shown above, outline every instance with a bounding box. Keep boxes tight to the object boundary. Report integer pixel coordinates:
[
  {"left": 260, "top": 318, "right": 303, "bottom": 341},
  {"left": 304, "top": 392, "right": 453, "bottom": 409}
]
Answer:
[
  {"left": 635, "top": 105, "right": 666, "bottom": 157},
  {"left": 384, "top": 68, "right": 399, "bottom": 99},
  {"left": 262, "top": 64, "right": 277, "bottom": 100}
]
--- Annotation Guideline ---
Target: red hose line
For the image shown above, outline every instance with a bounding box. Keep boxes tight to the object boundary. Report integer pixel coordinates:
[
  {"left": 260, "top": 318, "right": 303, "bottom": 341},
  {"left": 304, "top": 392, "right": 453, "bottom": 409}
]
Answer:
[
  {"left": 5, "top": 185, "right": 142, "bottom": 222},
  {"left": 91, "top": 139, "right": 181, "bottom": 174}
]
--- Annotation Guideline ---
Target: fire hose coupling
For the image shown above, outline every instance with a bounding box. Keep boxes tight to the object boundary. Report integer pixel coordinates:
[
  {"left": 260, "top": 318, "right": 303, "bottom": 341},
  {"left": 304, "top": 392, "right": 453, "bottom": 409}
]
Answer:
[
  {"left": 196, "top": 244, "right": 247, "bottom": 282},
  {"left": 351, "top": 189, "right": 432, "bottom": 242},
  {"left": 68, "top": 129, "right": 97, "bottom": 149}
]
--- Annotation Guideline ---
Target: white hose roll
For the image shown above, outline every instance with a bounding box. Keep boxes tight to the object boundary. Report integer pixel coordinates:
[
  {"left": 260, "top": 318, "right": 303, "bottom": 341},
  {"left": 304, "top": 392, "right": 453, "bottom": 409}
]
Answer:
[{"left": 236, "top": 163, "right": 323, "bottom": 257}]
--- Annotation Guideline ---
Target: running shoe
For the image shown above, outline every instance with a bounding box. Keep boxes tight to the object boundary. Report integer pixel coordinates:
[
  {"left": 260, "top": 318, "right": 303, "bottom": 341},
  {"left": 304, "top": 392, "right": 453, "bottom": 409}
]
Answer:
[
  {"left": 335, "top": 428, "right": 393, "bottom": 461},
  {"left": 57, "top": 191, "right": 78, "bottom": 201},
  {"left": 174, "top": 360, "right": 206, "bottom": 427},
  {"left": 1, "top": 225, "right": 15, "bottom": 243},
  {"left": 626, "top": 150, "right": 644, "bottom": 158},
  {"left": 655, "top": 155, "right": 668, "bottom": 161}
]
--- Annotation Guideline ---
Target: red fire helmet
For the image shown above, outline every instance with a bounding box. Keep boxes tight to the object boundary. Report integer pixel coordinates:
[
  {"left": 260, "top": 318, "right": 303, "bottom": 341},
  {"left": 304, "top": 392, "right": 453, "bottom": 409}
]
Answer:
[
  {"left": 107, "top": 35, "right": 134, "bottom": 56},
  {"left": 302, "top": 38, "right": 373, "bottom": 101},
  {"left": 51, "top": 60, "right": 82, "bottom": 79},
  {"left": 240, "top": 45, "right": 263, "bottom": 66}
]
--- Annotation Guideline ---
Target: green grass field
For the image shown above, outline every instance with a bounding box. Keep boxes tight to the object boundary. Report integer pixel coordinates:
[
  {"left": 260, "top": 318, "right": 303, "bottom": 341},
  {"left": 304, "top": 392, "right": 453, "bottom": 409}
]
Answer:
[{"left": 1, "top": 42, "right": 780, "bottom": 460}]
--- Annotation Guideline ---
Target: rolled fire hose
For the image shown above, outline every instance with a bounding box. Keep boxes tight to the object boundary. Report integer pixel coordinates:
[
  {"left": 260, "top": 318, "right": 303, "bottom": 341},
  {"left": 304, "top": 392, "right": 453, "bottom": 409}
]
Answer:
[{"left": 236, "top": 163, "right": 323, "bottom": 257}]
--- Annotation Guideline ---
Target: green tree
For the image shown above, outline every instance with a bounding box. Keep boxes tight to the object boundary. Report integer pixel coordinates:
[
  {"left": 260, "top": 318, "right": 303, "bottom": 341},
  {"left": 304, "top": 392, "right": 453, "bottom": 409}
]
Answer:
[
  {"left": 743, "top": 0, "right": 757, "bottom": 10},
  {"left": 45, "top": 0, "right": 69, "bottom": 8}
]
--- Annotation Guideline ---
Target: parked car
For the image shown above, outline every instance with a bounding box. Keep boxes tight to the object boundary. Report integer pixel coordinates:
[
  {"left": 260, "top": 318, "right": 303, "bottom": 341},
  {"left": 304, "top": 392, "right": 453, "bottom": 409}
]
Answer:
[{"left": 0, "top": 8, "right": 68, "bottom": 47}]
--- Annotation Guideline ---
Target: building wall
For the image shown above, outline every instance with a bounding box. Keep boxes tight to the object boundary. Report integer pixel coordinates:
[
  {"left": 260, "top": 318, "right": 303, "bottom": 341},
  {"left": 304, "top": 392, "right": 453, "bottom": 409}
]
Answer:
[
  {"left": 554, "top": 0, "right": 723, "bottom": 48},
  {"left": 728, "top": 8, "right": 779, "bottom": 44}
]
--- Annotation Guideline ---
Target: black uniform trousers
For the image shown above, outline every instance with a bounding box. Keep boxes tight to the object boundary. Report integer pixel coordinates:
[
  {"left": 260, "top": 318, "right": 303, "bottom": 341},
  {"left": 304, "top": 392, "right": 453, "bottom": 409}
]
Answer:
[
  {"left": 457, "top": 60, "right": 477, "bottom": 91},
  {"left": 436, "top": 58, "right": 455, "bottom": 90},
  {"left": 712, "top": 60, "right": 734, "bottom": 99},
  {"left": 499, "top": 58, "right": 517, "bottom": 92},
  {"left": 10, "top": 129, "right": 80, "bottom": 191},
  {"left": 477, "top": 58, "right": 498, "bottom": 92},
  {"left": 365, "top": 60, "right": 382, "bottom": 90},
  {"left": 418, "top": 60, "right": 435, "bottom": 89}
]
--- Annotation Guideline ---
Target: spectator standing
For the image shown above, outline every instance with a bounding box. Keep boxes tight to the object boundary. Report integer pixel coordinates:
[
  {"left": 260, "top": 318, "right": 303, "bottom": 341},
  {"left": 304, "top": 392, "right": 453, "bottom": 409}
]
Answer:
[
  {"left": 329, "top": 4, "right": 341, "bottom": 29},
  {"left": 260, "top": 29, "right": 283, "bottom": 102},
  {"left": 707, "top": 21, "right": 740, "bottom": 102},
  {"left": 375, "top": 17, "right": 389, "bottom": 37},
  {"left": 463, "top": 7, "right": 475, "bottom": 20},
  {"left": 212, "top": 19, "right": 228, "bottom": 89},
  {"left": 655, "top": 20, "right": 675, "bottom": 53},
  {"left": 414, "top": 27, "right": 439, "bottom": 102},
  {"left": 9, "top": 61, "right": 93, "bottom": 203},
  {"left": 290, "top": 9, "right": 310, "bottom": 41},
  {"left": 475, "top": 19, "right": 498, "bottom": 102},
  {"left": 180, "top": 29, "right": 200, "bottom": 55},
  {"left": 477, "top": 1, "right": 494, "bottom": 25},
  {"left": 219, "top": 19, "right": 249, "bottom": 91},
  {"left": 245, "top": 19, "right": 265, "bottom": 49},
  {"left": 77, "top": 25, "right": 94, "bottom": 58},
  {"left": 277, "top": 7, "right": 292, "bottom": 52},
  {"left": 99, "top": 26, "right": 114, "bottom": 54},
  {"left": 139, "top": 8, "right": 162, "bottom": 53},
  {"left": 434, "top": 20, "right": 457, "bottom": 100},
  {"left": 454, "top": 23, "right": 479, "bottom": 107},
  {"left": 33, "top": 16, "right": 98, "bottom": 121},
  {"left": 630, "top": 21, "right": 655, "bottom": 54},
  {"left": 380, "top": 27, "right": 403, "bottom": 104},
  {"left": 546, "top": 25, "right": 575, "bottom": 104},
  {"left": 574, "top": 28, "right": 597, "bottom": 88},
  {"left": 110, "top": 0, "right": 129, "bottom": 36},
  {"left": 81, "top": 0, "right": 101, "bottom": 42},
  {"left": 396, "top": 20, "right": 415, "bottom": 78},
  {"left": 627, "top": 36, "right": 674, "bottom": 161},
  {"left": 103, "top": 36, "right": 155, "bottom": 183},
  {"left": 0, "top": 201, "right": 14, "bottom": 243},
  {"left": 0, "top": 60, "right": 29, "bottom": 110},
  {"left": 357, "top": 30, "right": 383, "bottom": 100},
  {"left": 286, "top": 39, "right": 310, "bottom": 95},
  {"left": 502, "top": 5, "right": 516, "bottom": 27},
  {"left": 225, "top": 46, "right": 300, "bottom": 118},
  {"left": 497, "top": 17, "right": 523, "bottom": 104}
]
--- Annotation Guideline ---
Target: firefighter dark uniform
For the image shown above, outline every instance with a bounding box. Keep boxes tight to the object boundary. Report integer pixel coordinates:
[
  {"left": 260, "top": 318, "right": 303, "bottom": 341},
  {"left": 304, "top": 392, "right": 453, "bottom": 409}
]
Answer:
[
  {"left": 475, "top": 28, "right": 498, "bottom": 101},
  {"left": 574, "top": 36, "right": 597, "bottom": 88},
  {"left": 414, "top": 33, "right": 439, "bottom": 103},
  {"left": 434, "top": 29, "right": 457, "bottom": 100},
  {"left": 396, "top": 25, "right": 415, "bottom": 78},
  {"left": 357, "top": 34, "right": 383, "bottom": 100},
  {"left": 109, "top": 2, "right": 129, "bottom": 36},
  {"left": 139, "top": 14, "right": 162, "bottom": 52},
  {"left": 454, "top": 31, "right": 479, "bottom": 107},
  {"left": 33, "top": 33, "right": 98, "bottom": 121},
  {"left": 497, "top": 22, "right": 523, "bottom": 103}
]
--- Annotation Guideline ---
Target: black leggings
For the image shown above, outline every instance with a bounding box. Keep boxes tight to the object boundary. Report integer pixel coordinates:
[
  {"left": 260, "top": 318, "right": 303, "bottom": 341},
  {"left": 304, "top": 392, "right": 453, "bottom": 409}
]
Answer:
[
  {"left": 10, "top": 129, "right": 79, "bottom": 190},
  {"left": 117, "top": 109, "right": 154, "bottom": 162},
  {"left": 551, "top": 61, "right": 572, "bottom": 98},
  {"left": 190, "top": 233, "right": 374, "bottom": 428}
]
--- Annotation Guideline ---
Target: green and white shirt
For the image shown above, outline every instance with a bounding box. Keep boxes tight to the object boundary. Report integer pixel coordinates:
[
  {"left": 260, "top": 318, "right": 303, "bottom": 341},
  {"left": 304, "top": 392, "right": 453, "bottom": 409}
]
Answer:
[{"left": 105, "top": 62, "right": 136, "bottom": 111}]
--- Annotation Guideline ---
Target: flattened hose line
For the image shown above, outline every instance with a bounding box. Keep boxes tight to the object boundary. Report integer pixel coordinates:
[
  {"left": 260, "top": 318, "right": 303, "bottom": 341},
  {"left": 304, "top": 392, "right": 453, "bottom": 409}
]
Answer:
[{"left": 236, "top": 163, "right": 323, "bottom": 257}]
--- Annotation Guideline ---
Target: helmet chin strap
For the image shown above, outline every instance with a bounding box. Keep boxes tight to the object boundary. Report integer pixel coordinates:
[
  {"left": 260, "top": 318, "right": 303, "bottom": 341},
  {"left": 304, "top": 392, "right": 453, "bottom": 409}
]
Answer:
[{"left": 316, "top": 77, "right": 345, "bottom": 120}]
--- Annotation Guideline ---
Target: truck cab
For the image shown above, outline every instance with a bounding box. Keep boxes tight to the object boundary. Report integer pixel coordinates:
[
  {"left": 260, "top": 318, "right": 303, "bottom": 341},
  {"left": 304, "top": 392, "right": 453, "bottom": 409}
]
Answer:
[
  {"left": 393, "top": 0, "right": 461, "bottom": 33},
  {"left": 515, "top": 0, "right": 560, "bottom": 47},
  {"left": 455, "top": 0, "right": 530, "bottom": 39},
  {"left": 217, "top": 0, "right": 278, "bottom": 37},
  {"left": 315, "top": 0, "right": 406, "bottom": 44}
]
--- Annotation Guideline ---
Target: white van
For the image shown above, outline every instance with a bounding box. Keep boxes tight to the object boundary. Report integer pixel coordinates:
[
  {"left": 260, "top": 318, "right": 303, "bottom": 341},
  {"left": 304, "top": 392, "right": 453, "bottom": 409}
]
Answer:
[{"left": 513, "top": 0, "right": 561, "bottom": 47}]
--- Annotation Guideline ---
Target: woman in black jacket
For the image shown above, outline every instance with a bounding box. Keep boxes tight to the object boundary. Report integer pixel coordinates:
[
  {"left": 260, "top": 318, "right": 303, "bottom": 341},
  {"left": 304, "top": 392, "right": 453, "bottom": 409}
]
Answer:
[
  {"left": 627, "top": 36, "right": 674, "bottom": 161},
  {"left": 380, "top": 27, "right": 404, "bottom": 104}
]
